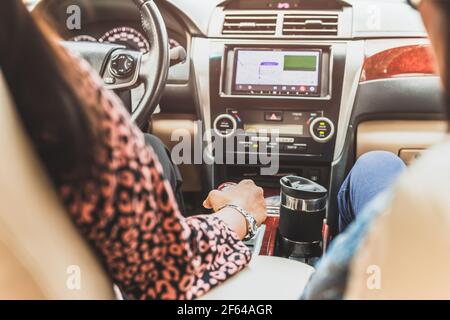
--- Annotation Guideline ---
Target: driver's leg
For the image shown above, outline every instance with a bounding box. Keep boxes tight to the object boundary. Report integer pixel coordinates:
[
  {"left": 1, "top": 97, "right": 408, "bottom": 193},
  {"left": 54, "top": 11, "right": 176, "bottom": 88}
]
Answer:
[
  {"left": 338, "top": 151, "right": 406, "bottom": 232},
  {"left": 144, "top": 134, "right": 186, "bottom": 215}
]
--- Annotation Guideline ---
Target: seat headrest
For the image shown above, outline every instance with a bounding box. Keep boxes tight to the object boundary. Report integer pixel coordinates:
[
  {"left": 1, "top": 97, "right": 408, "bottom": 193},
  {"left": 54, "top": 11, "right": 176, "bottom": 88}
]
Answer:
[{"left": 0, "top": 69, "right": 115, "bottom": 299}]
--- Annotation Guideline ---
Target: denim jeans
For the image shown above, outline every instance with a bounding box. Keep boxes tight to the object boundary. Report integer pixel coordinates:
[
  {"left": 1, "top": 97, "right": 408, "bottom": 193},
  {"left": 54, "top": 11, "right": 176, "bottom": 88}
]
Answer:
[
  {"left": 338, "top": 151, "right": 406, "bottom": 232},
  {"left": 302, "top": 151, "right": 406, "bottom": 299}
]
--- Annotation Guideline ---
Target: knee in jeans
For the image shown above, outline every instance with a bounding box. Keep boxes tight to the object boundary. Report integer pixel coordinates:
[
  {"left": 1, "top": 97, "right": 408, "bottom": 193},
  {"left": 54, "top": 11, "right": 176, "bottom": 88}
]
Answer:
[{"left": 355, "top": 151, "right": 404, "bottom": 173}]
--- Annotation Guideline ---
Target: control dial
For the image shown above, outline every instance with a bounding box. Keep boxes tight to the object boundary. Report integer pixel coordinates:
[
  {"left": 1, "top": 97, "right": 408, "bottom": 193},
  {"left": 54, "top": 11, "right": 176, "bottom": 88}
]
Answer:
[
  {"left": 213, "top": 114, "right": 237, "bottom": 138},
  {"left": 309, "top": 117, "right": 335, "bottom": 143}
]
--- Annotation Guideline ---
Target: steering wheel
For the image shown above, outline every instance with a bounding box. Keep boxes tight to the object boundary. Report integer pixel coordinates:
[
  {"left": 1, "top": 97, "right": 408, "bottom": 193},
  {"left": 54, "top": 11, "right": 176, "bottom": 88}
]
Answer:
[{"left": 60, "top": 0, "right": 169, "bottom": 129}]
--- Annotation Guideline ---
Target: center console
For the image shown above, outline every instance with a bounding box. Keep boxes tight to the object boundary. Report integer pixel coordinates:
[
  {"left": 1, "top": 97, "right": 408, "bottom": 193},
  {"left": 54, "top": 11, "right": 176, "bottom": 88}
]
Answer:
[
  {"left": 197, "top": 40, "right": 348, "bottom": 258},
  {"left": 189, "top": 0, "right": 362, "bottom": 259},
  {"left": 207, "top": 41, "right": 346, "bottom": 189}
]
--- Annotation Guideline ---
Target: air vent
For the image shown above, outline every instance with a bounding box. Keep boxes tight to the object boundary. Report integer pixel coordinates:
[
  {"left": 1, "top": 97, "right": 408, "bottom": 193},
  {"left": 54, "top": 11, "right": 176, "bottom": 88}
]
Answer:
[
  {"left": 283, "top": 14, "right": 338, "bottom": 36},
  {"left": 222, "top": 14, "right": 277, "bottom": 35}
]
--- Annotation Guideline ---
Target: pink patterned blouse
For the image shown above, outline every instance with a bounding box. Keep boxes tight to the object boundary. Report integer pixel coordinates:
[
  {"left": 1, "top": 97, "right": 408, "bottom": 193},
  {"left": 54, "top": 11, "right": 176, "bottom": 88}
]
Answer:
[{"left": 59, "top": 57, "right": 251, "bottom": 300}]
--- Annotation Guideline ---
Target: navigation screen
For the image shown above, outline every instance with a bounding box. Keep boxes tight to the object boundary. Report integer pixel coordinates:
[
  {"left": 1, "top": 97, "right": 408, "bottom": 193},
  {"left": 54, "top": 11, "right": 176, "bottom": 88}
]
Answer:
[{"left": 233, "top": 49, "right": 322, "bottom": 96}]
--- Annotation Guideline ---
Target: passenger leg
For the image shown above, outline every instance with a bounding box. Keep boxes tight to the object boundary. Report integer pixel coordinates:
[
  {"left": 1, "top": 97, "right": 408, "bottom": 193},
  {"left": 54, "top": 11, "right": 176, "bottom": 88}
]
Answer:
[{"left": 337, "top": 151, "right": 406, "bottom": 232}]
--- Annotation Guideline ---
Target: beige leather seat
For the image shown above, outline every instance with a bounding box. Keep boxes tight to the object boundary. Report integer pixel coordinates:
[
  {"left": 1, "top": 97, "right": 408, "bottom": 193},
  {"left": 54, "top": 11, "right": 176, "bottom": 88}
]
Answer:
[
  {"left": 0, "top": 70, "right": 115, "bottom": 299},
  {"left": 0, "top": 69, "right": 314, "bottom": 300},
  {"left": 345, "top": 136, "right": 450, "bottom": 299}
]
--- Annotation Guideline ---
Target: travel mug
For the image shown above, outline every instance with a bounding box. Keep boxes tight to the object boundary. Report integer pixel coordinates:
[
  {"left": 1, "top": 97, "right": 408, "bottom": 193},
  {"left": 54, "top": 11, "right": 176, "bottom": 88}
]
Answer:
[{"left": 279, "top": 176, "right": 327, "bottom": 244}]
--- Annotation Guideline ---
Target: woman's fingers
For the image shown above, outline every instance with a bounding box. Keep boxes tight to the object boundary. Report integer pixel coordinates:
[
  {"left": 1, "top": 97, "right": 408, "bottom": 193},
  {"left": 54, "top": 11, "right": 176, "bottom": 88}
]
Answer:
[
  {"left": 202, "top": 181, "right": 266, "bottom": 224},
  {"left": 202, "top": 199, "right": 211, "bottom": 209},
  {"left": 239, "top": 179, "right": 255, "bottom": 187},
  {"left": 203, "top": 189, "right": 222, "bottom": 209}
]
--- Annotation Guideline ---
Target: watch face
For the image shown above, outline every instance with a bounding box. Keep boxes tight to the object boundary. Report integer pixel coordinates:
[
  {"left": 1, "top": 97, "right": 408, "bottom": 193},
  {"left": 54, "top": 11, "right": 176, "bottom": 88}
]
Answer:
[
  {"left": 250, "top": 218, "right": 258, "bottom": 233},
  {"left": 226, "top": 204, "right": 258, "bottom": 240},
  {"left": 242, "top": 212, "right": 258, "bottom": 241},
  {"left": 247, "top": 215, "right": 258, "bottom": 237}
]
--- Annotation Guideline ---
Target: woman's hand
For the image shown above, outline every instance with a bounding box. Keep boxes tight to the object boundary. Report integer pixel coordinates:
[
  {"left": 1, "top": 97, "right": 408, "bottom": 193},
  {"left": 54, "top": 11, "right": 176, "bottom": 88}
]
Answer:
[{"left": 203, "top": 180, "right": 267, "bottom": 226}]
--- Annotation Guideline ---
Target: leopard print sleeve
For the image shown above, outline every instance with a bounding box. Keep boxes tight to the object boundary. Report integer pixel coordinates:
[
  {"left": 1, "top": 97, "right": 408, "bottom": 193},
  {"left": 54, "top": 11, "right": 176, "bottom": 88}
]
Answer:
[{"left": 60, "top": 57, "right": 251, "bottom": 300}]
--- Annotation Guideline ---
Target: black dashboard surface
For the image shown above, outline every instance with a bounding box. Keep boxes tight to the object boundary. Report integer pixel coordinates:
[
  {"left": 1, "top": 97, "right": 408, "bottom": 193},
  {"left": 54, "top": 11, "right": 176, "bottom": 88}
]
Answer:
[{"left": 353, "top": 77, "right": 446, "bottom": 123}]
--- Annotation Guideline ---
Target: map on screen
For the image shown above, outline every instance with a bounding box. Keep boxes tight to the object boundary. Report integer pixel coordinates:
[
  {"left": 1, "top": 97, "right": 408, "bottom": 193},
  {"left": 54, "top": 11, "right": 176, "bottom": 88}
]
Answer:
[{"left": 234, "top": 49, "right": 321, "bottom": 95}]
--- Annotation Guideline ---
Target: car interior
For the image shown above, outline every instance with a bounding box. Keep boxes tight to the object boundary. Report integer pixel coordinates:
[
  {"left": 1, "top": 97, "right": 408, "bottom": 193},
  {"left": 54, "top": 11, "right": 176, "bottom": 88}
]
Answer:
[{"left": 0, "top": 0, "right": 448, "bottom": 300}]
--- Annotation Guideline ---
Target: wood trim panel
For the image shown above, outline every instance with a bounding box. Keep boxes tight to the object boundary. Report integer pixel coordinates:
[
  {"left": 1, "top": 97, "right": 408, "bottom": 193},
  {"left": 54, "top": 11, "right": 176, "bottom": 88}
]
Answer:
[
  {"left": 260, "top": 215, "right": 279, "bottom": 256},
  {"left": 360, "top": 45, "right": 438, "bottom": 82}
]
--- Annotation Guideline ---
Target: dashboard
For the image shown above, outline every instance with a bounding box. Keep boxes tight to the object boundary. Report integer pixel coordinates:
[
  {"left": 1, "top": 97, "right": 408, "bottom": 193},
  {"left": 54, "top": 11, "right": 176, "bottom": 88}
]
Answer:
[
  {"left": 34, "top": 0, "right": 188, "bottom": 55},
  {"left": 66, "top": 24, "right": 184, "bottom": 53},
  {"left": 33, "top": 0, "right": 447, "bottom": 237},
  {"left": 164, "top": 0, "right": 444, "bottom": 236}
]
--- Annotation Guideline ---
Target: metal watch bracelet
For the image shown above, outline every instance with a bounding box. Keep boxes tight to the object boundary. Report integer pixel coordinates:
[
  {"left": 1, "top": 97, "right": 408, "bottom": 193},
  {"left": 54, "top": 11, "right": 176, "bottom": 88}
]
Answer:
[{"left": 219, "top": 204, "right": 258, "bottom": 241}]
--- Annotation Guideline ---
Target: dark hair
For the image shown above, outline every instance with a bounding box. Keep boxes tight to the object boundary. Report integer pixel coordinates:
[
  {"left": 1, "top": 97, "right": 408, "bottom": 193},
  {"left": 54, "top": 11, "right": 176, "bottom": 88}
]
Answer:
[{"left": 0, "top": 0, "right": 98, "bottom": 186}]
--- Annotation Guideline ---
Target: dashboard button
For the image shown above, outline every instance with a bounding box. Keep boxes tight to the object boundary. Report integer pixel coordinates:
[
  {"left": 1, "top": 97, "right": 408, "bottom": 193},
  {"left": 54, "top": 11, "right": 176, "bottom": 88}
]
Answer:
[
  {"left": 285, "top": 145, "right": 299, "bottom": 151},
  {"left": 213, "top": 114, "right": 237, "bottom": 138},
  {"left": 110, "top": 54, "right": 135, "bottom": 78},
  {"left": 276, "top": 137, "right": 295, "bottom": 143},
  {"left": 103, "top": 76, "right": 116, "bottom": 85},
  {"left": 264, "top": 111, "right": 283, "bottom": 122},
  {"left": 250, "top": 136, "right": 270, "bottom": 142},
  {"left": 294, "top": 143, "right": 308, "bottom": 151},
  {"left": 309, "top": 117, "right": 335, "bottom": 143}
]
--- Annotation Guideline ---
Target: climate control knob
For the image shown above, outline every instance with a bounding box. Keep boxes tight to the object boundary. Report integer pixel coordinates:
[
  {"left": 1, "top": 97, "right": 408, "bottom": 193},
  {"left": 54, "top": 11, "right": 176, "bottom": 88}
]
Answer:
[
  {"left": 309, "top": 117, "right": 335, "bottom": 143},
  {"left": 213, "top": 114, "right": 237, "bottom": 138}
]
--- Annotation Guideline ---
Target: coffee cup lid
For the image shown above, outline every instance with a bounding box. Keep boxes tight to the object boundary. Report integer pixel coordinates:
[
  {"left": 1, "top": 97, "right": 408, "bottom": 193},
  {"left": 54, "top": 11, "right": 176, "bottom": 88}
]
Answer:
[{"left": 280, "top": 175, "right": 327, "bottom": 200}]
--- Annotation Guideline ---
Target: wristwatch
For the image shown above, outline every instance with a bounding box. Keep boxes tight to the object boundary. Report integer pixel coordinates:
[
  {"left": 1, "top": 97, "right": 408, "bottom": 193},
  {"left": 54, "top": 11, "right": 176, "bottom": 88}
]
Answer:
[{"left": 221, "top": 204, "right": 258, "bottom": 241}]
